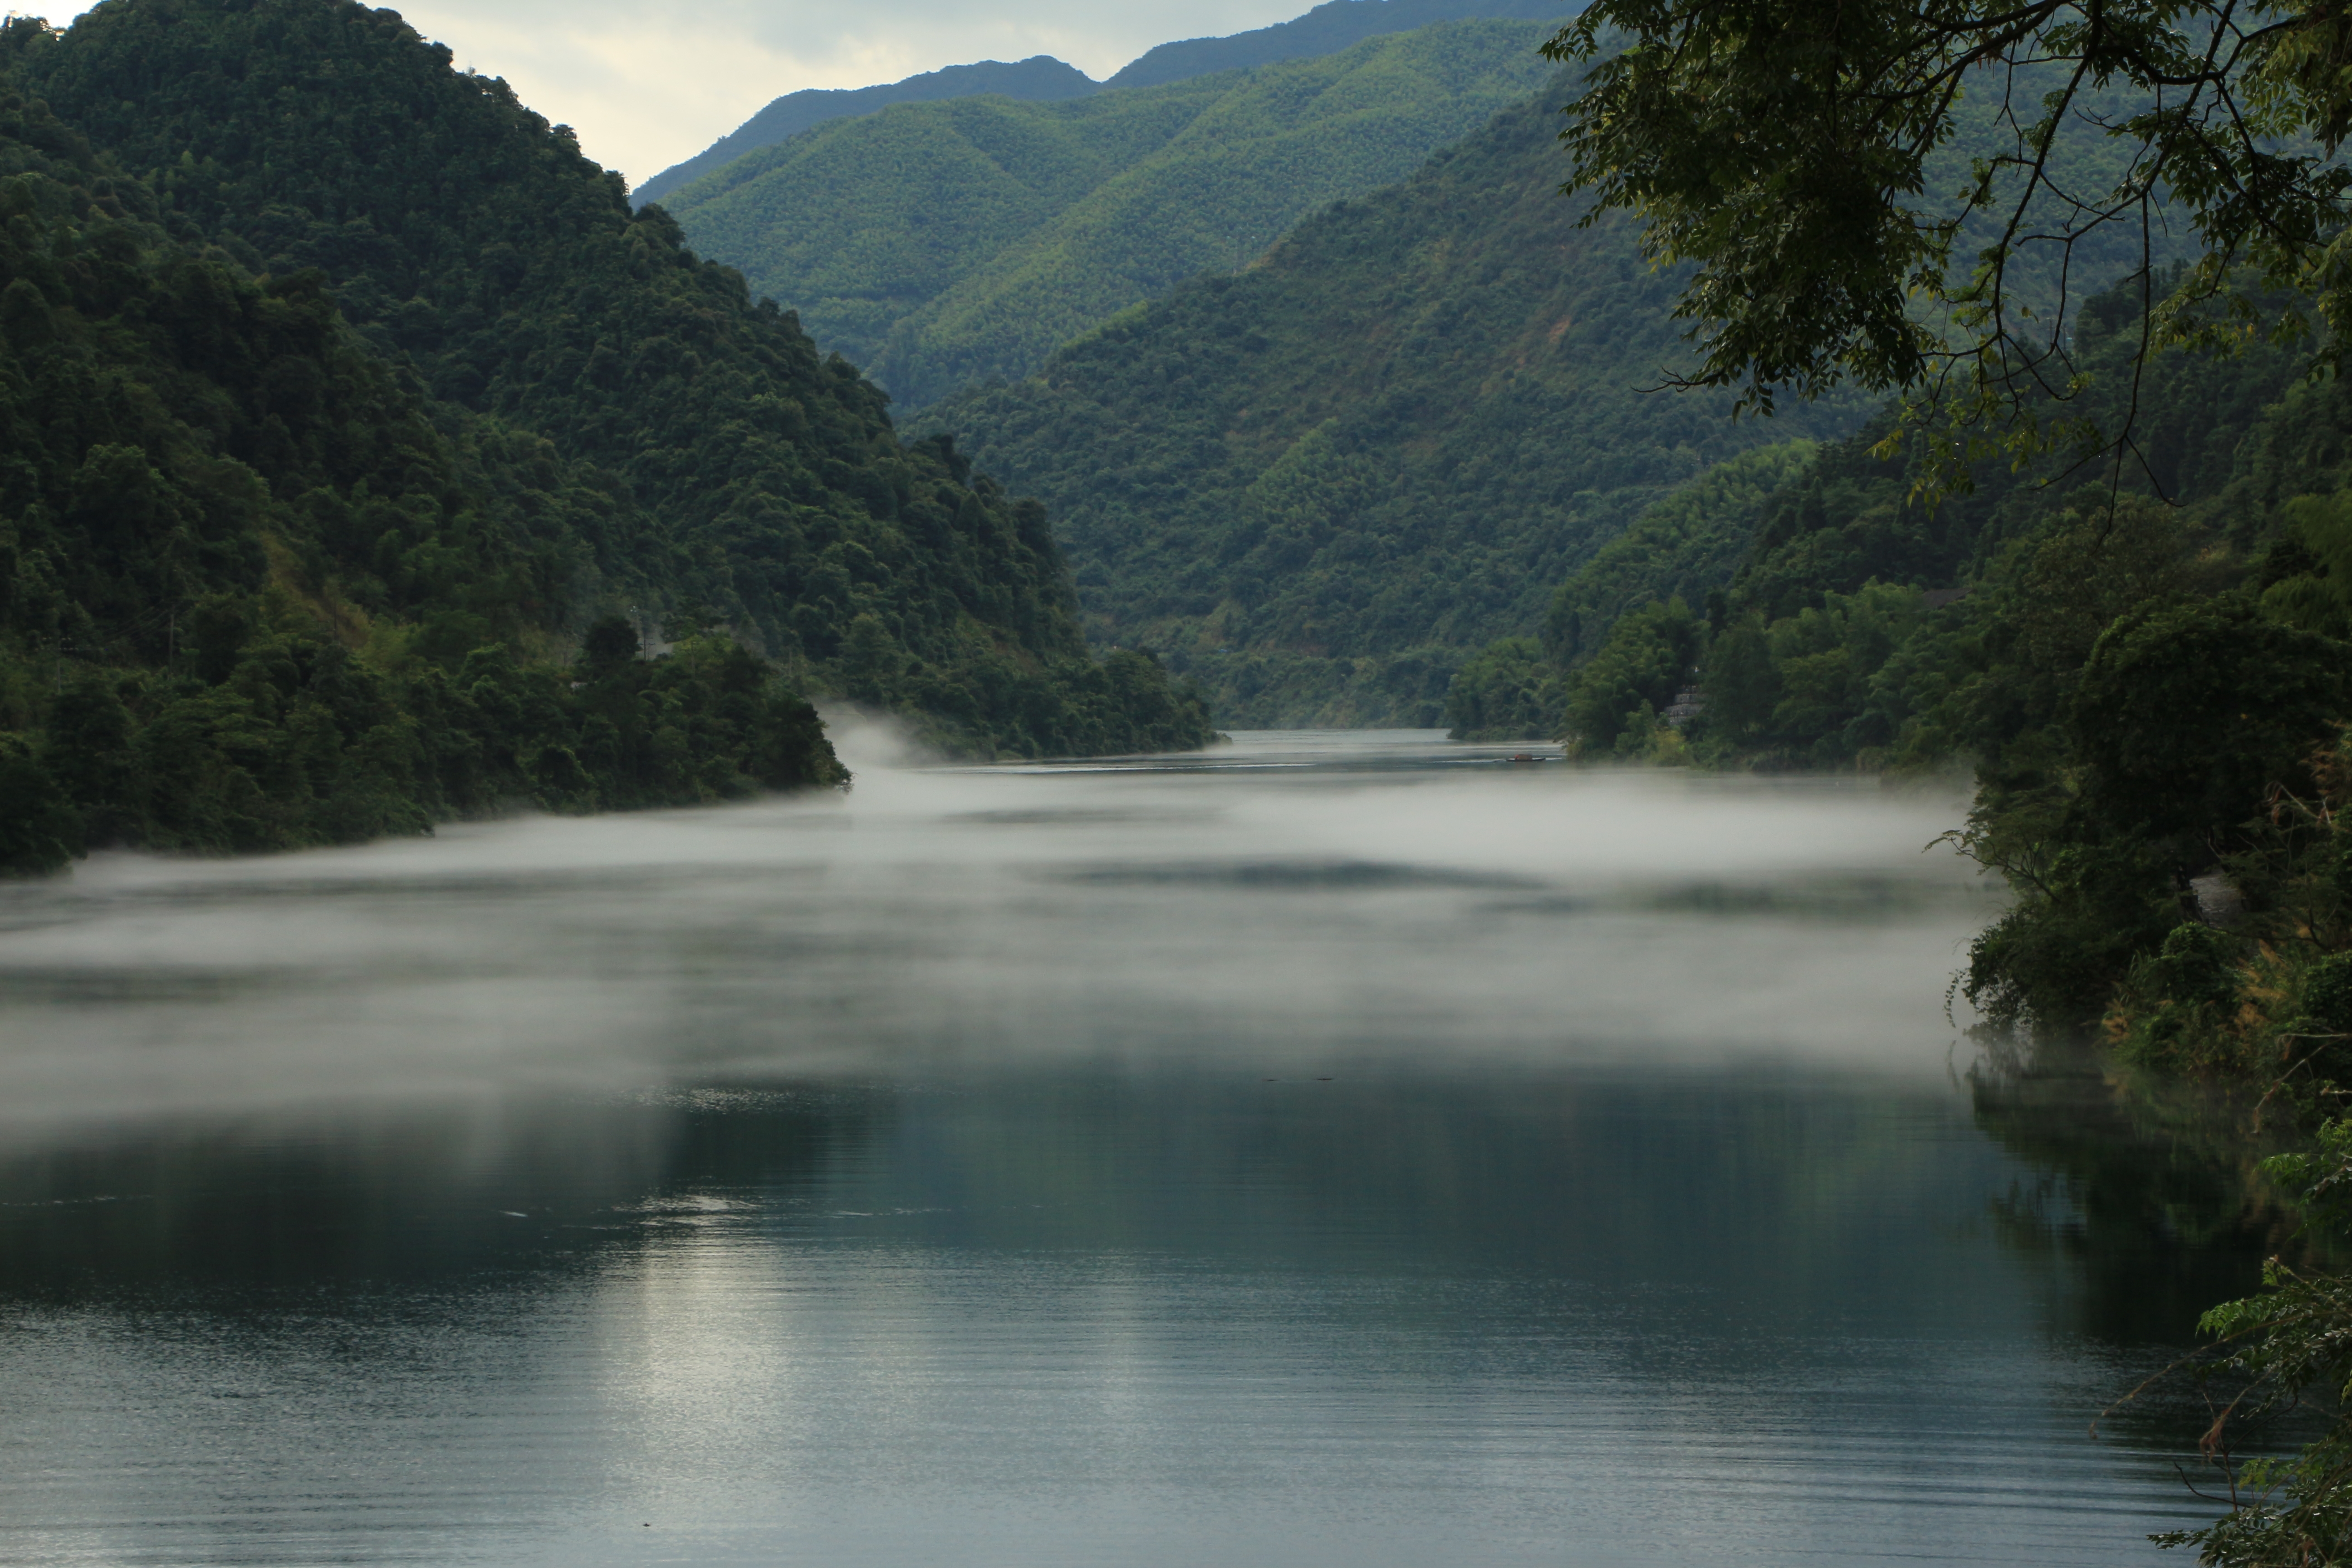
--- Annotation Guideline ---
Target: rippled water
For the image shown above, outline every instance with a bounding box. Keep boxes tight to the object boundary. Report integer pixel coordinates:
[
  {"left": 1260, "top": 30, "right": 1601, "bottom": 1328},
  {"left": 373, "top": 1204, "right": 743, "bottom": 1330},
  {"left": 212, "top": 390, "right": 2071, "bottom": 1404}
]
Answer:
[{"left": 0, "top": 730, "right": 2274, "bottom": 1564}]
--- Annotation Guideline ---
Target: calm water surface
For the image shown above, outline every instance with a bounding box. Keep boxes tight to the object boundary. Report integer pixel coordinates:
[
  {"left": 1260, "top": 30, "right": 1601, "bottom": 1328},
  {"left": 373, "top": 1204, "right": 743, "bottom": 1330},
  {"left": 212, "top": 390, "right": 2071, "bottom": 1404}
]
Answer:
[{"left": 0, "top": 730, "right": 2275, "bottom": 1565}]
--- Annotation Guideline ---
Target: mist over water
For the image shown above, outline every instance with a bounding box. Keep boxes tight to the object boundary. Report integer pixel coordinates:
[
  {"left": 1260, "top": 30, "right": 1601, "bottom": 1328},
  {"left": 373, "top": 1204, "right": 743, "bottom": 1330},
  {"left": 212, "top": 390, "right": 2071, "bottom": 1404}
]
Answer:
[
  {"left": 0, "top": 729, "right": 1989, "bottom": 1129},
  {"left": 0, "top": 733, "right": 2260, "bottom": 1565}
]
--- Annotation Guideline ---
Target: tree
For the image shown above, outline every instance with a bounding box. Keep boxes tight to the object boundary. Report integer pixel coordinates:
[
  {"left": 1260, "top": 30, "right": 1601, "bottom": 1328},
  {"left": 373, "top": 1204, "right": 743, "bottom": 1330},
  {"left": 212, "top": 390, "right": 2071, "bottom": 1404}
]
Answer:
[
  {"left": 1544, "top": 0, "right": 2352, "bottom": 477},
  {"left": 1560, "top": 596, "right": 1700, "bottom": 753},
  {"left": 2070, "top": 593, "right": 2352, "bottom": 849}
]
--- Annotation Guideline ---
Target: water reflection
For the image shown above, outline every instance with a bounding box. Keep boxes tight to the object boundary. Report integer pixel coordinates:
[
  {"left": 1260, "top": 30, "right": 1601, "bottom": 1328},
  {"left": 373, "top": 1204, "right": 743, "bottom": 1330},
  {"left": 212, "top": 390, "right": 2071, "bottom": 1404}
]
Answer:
[
  {"left": 0, "top": 732, "right": 2292, "bottom": 1564},
  {"left": 1970, "top": 1043, "right": 2289, "bottom": 1350}
]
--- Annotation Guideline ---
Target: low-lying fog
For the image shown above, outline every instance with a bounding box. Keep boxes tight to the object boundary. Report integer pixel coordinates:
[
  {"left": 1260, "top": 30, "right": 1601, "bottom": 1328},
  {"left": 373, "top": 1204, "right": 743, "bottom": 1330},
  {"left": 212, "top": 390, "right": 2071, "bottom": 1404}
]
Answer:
[{"left": 0, "top": 729, "right": 1993, "bottom": 1132}]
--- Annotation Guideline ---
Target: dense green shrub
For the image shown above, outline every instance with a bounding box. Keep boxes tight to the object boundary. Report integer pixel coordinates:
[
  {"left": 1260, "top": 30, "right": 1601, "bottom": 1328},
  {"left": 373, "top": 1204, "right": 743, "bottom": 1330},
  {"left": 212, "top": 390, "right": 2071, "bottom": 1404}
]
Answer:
[
  {"left": 1558, "top": 598, "right": 1700, "bottom": 757},
  {"left": 1441, "top": 637, "right": 1560, "bottom": 741}
]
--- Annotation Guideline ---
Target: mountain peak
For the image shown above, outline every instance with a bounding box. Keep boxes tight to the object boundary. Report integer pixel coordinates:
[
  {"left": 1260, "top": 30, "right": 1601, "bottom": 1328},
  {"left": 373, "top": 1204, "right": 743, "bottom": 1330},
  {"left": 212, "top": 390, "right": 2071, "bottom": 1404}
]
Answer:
[
  {"left": 633, "top": 0, "right": 1579, "bottom": 211},
  {"left": 1106, "top": 0, "right": 1574, "bottom": 89},
  {"left": 634, "top": 55, "right": 1098, "bottom": 207}
]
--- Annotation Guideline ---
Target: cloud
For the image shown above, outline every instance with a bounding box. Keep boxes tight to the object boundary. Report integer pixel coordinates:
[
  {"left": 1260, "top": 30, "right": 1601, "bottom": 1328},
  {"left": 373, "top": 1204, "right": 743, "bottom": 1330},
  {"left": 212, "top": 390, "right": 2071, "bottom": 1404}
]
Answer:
[{"left": 41, "top": 0, "right": 1313, "bottom": 186}]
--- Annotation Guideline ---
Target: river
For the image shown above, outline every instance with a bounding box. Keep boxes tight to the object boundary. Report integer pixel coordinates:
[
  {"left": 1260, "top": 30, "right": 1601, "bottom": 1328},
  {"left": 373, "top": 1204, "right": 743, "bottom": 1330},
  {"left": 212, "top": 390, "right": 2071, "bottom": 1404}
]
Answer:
[{"left": 0, "top": 729, "right": 2274, "bottom": 1565}]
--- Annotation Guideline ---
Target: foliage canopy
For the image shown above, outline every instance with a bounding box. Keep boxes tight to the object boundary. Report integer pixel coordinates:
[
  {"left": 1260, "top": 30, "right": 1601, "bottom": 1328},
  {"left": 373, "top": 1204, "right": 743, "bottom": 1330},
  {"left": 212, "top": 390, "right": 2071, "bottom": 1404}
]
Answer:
[{"left": 1545, "top": 0, "right": 2352, "bottom": 470}]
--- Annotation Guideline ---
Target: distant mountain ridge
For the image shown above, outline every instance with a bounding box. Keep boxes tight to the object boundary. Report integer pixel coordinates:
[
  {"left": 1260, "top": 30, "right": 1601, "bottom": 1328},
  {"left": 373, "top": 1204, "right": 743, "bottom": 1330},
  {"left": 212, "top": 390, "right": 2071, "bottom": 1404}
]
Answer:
[
  {"left": 633, "top": 56, "right": 1096, "bottom": 208},
  {"left": 664, "top": 20, "right": 1562, "bottom": 407},
  {"left": 634, "top": 0, "right": 1574, "bottom": 211},
  {"left": 1105, "top": 0, "right": 1571, "bottom": 88}
]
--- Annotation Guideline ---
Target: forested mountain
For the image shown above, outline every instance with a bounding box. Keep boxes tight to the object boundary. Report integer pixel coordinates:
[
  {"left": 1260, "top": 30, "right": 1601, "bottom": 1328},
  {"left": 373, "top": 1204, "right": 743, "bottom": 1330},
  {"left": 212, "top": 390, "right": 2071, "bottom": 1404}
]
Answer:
[
  {"left": 632, "top": 58, "right": 1098, "bottom": 210},
  {"left": 1103, "top": 0, "right": 1571, "bottom": 88},
  {"left": 660, "top": 21, "right": 1563, "bottom": 406},
  {"left": 635, "top": 0, "right": 1572, "bottom": 218},
  {"left": 0, "top": 0, "right": 1212, "bottom": 876},
  {"left": 914, "top": 90, "right": 1858, "bottom": 726},
  {"left": 0, "top": 55, "right": 845, "bottom": 875},
  {"left": 902, "top": 51, "right": 2191, "bottom": 729}
]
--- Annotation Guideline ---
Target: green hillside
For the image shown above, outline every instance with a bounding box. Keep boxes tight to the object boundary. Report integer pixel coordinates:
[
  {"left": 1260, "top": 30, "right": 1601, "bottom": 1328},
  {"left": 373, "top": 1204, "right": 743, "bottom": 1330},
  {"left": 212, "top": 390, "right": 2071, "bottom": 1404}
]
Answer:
[
  {"left": 1470, "top": 274, "right": 2311, "bottom": 752},
  {"left": 639, "top": 1, "right": 1573, "bottom": 214},
  {"left": 0, "top": 53, "right": 845, "bottom": 875},
  {"left": 633, "top": 56, "right": 1100, "bottom": 211},
  {"left": 1543, "top": 441, "right": 1822, "bottom": 662},
  {"left": 913, "top": 88, "right": 1862, "bottom": 727},
  {"left": 660, "top": 20, "right": 1563, "bottom": 407},
  {"left": 904, "top": 51, "right": 2195, "bottom": 730},
  {"left": 15, "top": 0, "right": 1214, "bottom": 775}
]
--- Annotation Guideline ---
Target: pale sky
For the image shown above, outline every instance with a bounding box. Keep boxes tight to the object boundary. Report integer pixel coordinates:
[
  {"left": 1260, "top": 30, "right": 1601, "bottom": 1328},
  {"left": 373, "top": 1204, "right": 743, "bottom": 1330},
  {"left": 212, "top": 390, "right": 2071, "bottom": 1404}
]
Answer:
[{"left": 39, "top": 0, "right": 1316, "bottom": 186}]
